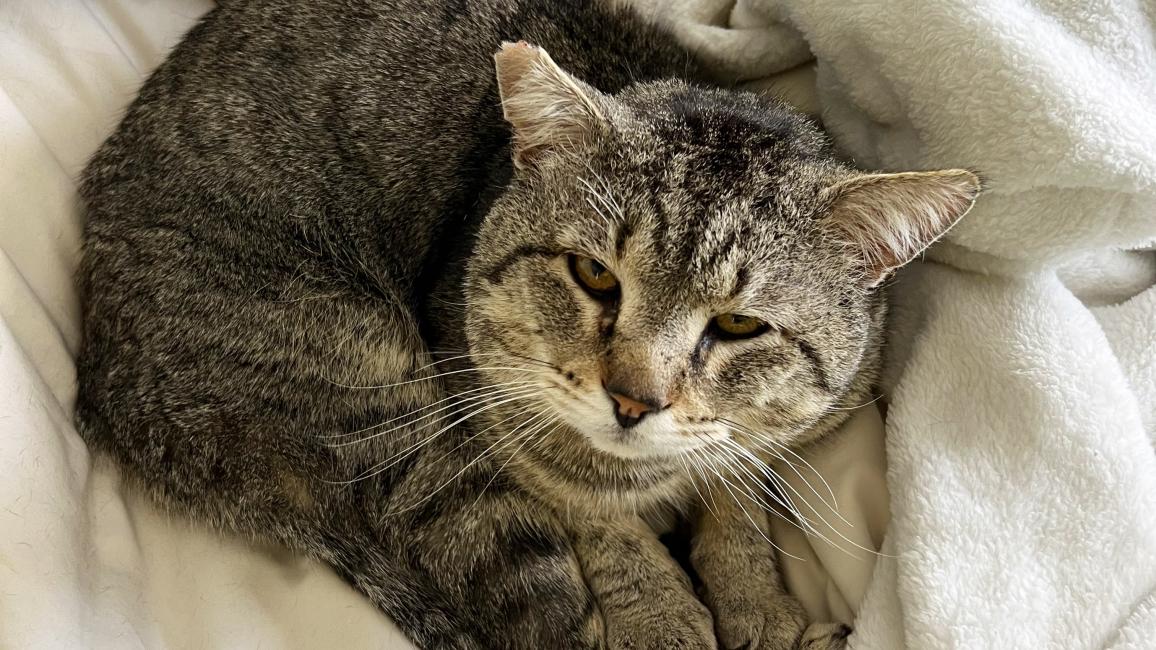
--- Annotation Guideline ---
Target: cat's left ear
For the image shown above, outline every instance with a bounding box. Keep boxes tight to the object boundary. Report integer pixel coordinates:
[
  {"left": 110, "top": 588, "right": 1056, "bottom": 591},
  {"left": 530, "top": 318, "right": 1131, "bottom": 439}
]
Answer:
[
  {"left": 822, "top": 170, "right": 981, "bottom": 287},
  {"left": 494, "top": 41, "right": 607, "bottom": 169}
]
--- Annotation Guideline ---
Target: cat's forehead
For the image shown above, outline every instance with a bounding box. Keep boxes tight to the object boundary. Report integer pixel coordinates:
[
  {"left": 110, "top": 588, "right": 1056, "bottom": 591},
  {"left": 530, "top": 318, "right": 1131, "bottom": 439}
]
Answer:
[
  {"left": 618, "top": 83, "right": 833, "bottom": 166},
  {"left": 580, "top": 149, "right": 829, "bottom": 272},
  {"left": 595, "top": 88, "right": 838, "bottom": 226},
  {"left": 553, "top": 85, "right": 844, "bottom": 305},
  {"left": 561, "top": 173, "right": 823, "bottom": 312}
]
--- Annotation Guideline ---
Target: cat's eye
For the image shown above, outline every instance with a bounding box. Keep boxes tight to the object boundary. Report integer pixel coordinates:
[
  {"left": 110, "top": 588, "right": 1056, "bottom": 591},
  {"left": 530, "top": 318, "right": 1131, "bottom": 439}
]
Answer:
[
  {"left": 569, "top": 255, "right": 619, "bottom": 297},
  {"left": 710, "top": 313, "right": 770, "bottom": 340}
]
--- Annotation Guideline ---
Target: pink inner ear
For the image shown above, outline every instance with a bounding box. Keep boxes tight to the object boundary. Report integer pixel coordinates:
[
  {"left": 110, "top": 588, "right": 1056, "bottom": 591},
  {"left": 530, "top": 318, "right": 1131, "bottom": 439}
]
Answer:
[
  {"left": 493, "top": 41, "right": 538, "bottom": 104},
  {"left": 492, "top": 42, "right": 606, "bottom": 169},
  {"left": 825, "top": 170, "right": 980, "bottom": 283}
]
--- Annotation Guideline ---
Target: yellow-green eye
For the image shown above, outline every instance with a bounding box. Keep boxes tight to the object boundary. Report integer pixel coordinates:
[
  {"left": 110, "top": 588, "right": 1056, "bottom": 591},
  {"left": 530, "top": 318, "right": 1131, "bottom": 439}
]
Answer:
[
  {"left": 711, "top": 313, "right": 770, "bottom": 340},
  {"left": 569, "top": 255, "right": 619, "bottom": 296}
]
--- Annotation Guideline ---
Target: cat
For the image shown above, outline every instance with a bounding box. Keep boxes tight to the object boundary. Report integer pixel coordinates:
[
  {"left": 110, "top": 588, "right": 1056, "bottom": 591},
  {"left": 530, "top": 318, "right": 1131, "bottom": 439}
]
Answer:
[{"left": 75, "top": 0, "right": 979, "bottom": 648}]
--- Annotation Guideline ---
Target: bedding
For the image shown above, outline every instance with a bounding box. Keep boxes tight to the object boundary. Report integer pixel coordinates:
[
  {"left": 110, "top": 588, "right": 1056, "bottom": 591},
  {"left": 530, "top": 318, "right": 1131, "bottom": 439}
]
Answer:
[
  {"left": 0, "top": 1, "right": 884, "bottom": 647},
  {"left": 0, "top": 2, "right": 407, "bottom": 647},
  {"left": 628, "top": 0, "right": 1156, "bottom": 647}
]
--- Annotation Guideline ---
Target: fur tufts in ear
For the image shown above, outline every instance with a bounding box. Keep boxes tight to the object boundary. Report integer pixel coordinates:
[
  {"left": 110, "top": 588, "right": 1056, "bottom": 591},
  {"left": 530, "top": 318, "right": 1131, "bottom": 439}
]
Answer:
[
  {"left": 493, "top": 41, "right": 606, "bottom": 169},
  {"left": 823, "top": 170, "right": 981, "bottom": 286}
]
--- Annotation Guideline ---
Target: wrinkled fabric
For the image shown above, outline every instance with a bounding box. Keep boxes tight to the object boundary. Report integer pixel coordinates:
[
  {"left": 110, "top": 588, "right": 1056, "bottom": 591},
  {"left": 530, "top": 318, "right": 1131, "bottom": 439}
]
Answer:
[{"left": 629, "top": 0, "right": 1156, "bottom": 647}]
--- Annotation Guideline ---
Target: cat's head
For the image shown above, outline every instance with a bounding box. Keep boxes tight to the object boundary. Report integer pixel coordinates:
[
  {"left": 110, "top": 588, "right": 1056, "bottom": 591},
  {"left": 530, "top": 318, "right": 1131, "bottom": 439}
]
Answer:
[{"left": 465, "top": 42, "right": 978, "bottom": 466}]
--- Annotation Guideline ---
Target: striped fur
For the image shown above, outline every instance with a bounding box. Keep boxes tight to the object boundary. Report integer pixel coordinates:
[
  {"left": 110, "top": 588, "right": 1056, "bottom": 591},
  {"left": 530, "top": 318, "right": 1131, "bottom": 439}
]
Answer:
[{"left": 75, "top": 0, "right": 976, "bottom": 648}]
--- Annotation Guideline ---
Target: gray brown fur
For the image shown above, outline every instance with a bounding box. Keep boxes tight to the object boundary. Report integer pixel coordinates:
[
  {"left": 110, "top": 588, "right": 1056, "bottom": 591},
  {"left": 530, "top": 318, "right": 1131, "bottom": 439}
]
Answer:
[{"left": 76, "top": 0, "right": 978, "bottom": 648}]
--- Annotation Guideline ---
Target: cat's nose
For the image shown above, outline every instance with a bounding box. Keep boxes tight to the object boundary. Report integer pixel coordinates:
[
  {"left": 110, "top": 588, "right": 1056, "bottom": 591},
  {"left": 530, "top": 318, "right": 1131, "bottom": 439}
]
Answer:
[{"left": 604, "top": 387, "right": 662, "bottom": 429}]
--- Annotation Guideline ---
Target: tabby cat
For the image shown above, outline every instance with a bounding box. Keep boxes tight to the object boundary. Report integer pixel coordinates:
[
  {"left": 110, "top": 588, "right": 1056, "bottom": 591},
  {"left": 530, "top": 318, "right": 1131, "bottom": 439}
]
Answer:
[{"left": 76, "top": 0, "right": 979, "bottom": 648}]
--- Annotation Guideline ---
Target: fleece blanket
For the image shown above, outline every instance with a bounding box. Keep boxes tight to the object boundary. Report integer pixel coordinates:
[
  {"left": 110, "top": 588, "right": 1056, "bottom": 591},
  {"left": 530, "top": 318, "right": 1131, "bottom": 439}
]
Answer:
[
  {"left": 626, "top": 0, "right": 1156, "bottom": 648},
  {"left": 0, "top": 0, "right": 883, "bottom": 647}
]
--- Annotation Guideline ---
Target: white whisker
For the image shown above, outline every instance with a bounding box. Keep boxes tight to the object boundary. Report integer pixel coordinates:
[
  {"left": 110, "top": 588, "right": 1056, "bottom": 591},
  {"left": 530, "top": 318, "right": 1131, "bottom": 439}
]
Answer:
[
  {"left": 324, "top": 365, "right": 550, "bottom": 390},
  {"left": 714, "top": 439, "right": 846, "bottom": 550},
  {"left": 696, "top": 445, "right": 806, "bottom": 562},
  {"left": 323, "top": 380, "right": 538, "bottom": 440},
  {"left": 757, "top": 443, "right": 853, "bottom": 529},
  {"left": 719, "top": 437, "right": 882, "bottom": 558},
  {"left": 712, "top": 440, "right": 798, "bottom": 514},
  {"left": 710, "top": 439, "right": 820, "bottom": 540},
  {"left": 473, "top": 417, "right": 561, "bottom": 507},
  {"left": 722, "top": 418, "right": 841, "bottom": 513},
  {"left": 824, "top": 394, "right": 885, "bottom": 412},
  {"left": 327, "top": 391, "right": 541, "bottom": 484},
  {"left": 386, "top": 408, "right": 555, "bottom": 515},
  {"left": 328, "top": 385, "right": 541, "bottom": 448},
  {"left": 417, "top": 351, "right": 557, "bottom": 371},
  {"left": 680, "top": 451, "right": 718, "bottom": 519}
]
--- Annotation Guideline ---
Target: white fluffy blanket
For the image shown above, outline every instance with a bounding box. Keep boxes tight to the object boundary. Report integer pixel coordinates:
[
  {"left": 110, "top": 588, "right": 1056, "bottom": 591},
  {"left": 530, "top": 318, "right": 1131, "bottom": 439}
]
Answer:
[{"left": 630, "top": 0, "right": 1156, "bottom": 647}]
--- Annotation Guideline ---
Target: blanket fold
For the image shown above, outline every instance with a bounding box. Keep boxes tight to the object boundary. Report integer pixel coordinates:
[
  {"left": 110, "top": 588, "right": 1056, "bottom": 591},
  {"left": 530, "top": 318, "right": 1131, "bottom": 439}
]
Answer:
[{"left": 629, "top": 0, "right": 1156, "bottom": 647}]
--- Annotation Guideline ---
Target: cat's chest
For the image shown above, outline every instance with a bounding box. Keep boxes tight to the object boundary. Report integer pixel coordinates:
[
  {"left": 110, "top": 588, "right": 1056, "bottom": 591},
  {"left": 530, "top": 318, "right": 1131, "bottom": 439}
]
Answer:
[{"left": 511, "top": 452, "right": 697, "bottom": 522}]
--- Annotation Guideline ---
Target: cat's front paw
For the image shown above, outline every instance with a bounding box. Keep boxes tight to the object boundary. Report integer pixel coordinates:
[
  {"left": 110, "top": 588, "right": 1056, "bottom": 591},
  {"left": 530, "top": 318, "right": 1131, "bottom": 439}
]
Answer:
[
  {"left": 604, "top": 591, "right": 716, "bottom": 650},
  {"left": 798, "top": 622, "right": 851, "bottom": 650},
  {"left": 707, "top": 591, "right": 807, "bottom": 650}
]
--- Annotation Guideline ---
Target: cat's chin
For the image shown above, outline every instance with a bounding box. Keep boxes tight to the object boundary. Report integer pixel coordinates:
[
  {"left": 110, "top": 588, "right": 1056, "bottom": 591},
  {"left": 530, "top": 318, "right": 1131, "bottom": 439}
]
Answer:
[
  {"left": 576, "top": 425, "right": 692, "bottom": 462},
  {"left": 580, "top": 430, "right": 665, "bottom": 460}
]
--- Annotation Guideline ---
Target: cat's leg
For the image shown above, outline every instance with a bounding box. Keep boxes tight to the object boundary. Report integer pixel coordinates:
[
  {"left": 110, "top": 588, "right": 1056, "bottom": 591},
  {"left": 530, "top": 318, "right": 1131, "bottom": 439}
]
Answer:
[
  {"left": 94, "top": 445, "right": 607, "bottom": 649},
  {"left": 690, "top": 489, "right": 850, "bottom": 650},
  {"left": 321, "top": 515, "right": 607, "bottom": 650},
  {"left": 572, "top": 516, "right": 716, "bottom": 650},
  {"left": 359, "top": 457, "right": 608, "bottom": 650}
]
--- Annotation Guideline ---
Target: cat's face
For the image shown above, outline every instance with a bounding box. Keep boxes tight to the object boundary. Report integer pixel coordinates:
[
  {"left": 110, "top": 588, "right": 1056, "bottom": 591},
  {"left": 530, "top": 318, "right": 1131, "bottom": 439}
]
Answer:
[{"left": 465, "top": 43, "right": 978, "bottom": 467}]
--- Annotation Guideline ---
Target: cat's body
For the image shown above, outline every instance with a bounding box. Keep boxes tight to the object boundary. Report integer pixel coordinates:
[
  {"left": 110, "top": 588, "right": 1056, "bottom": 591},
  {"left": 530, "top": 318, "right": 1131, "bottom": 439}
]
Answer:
[{"left": 77, "top": 0, "right": 979, "bottom": 648}]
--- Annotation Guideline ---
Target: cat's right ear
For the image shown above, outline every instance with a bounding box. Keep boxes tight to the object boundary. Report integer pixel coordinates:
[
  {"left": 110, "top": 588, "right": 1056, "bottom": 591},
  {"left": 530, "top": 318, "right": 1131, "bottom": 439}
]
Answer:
[
  {"left": 494, "top": 41, "right": 607, "bottom": 169},
  {"left": 821, "top": 169, "right": 982, "bottom": 287}
]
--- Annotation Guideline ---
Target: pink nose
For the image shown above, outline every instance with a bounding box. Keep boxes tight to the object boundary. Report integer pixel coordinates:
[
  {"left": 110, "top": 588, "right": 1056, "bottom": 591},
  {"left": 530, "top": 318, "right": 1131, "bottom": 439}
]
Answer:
[{"left": 607, "top": 391, "right": 653, "bottom": 429}]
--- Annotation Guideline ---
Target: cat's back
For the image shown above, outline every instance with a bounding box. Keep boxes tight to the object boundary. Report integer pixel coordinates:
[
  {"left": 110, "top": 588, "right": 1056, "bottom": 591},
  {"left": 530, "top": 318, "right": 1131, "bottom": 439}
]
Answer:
[
  {"left": 75, "top": 0, "right": 694, "bottom": 461},
  {"left": 81, "top": 0, "right": 510, "bottom": 269},
  {"left": 80, "top": 0, "right": 689, "bottom": 294}
]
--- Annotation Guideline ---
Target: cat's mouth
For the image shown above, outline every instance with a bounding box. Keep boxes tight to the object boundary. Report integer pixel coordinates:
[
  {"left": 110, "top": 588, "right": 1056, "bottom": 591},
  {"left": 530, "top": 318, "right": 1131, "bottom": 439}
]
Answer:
[
  {"left": 581, "top": 422, "right": 670, "bottom": 460},
  {"left": 539, "top": 381, "right": 723, "bottom": 461}
]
